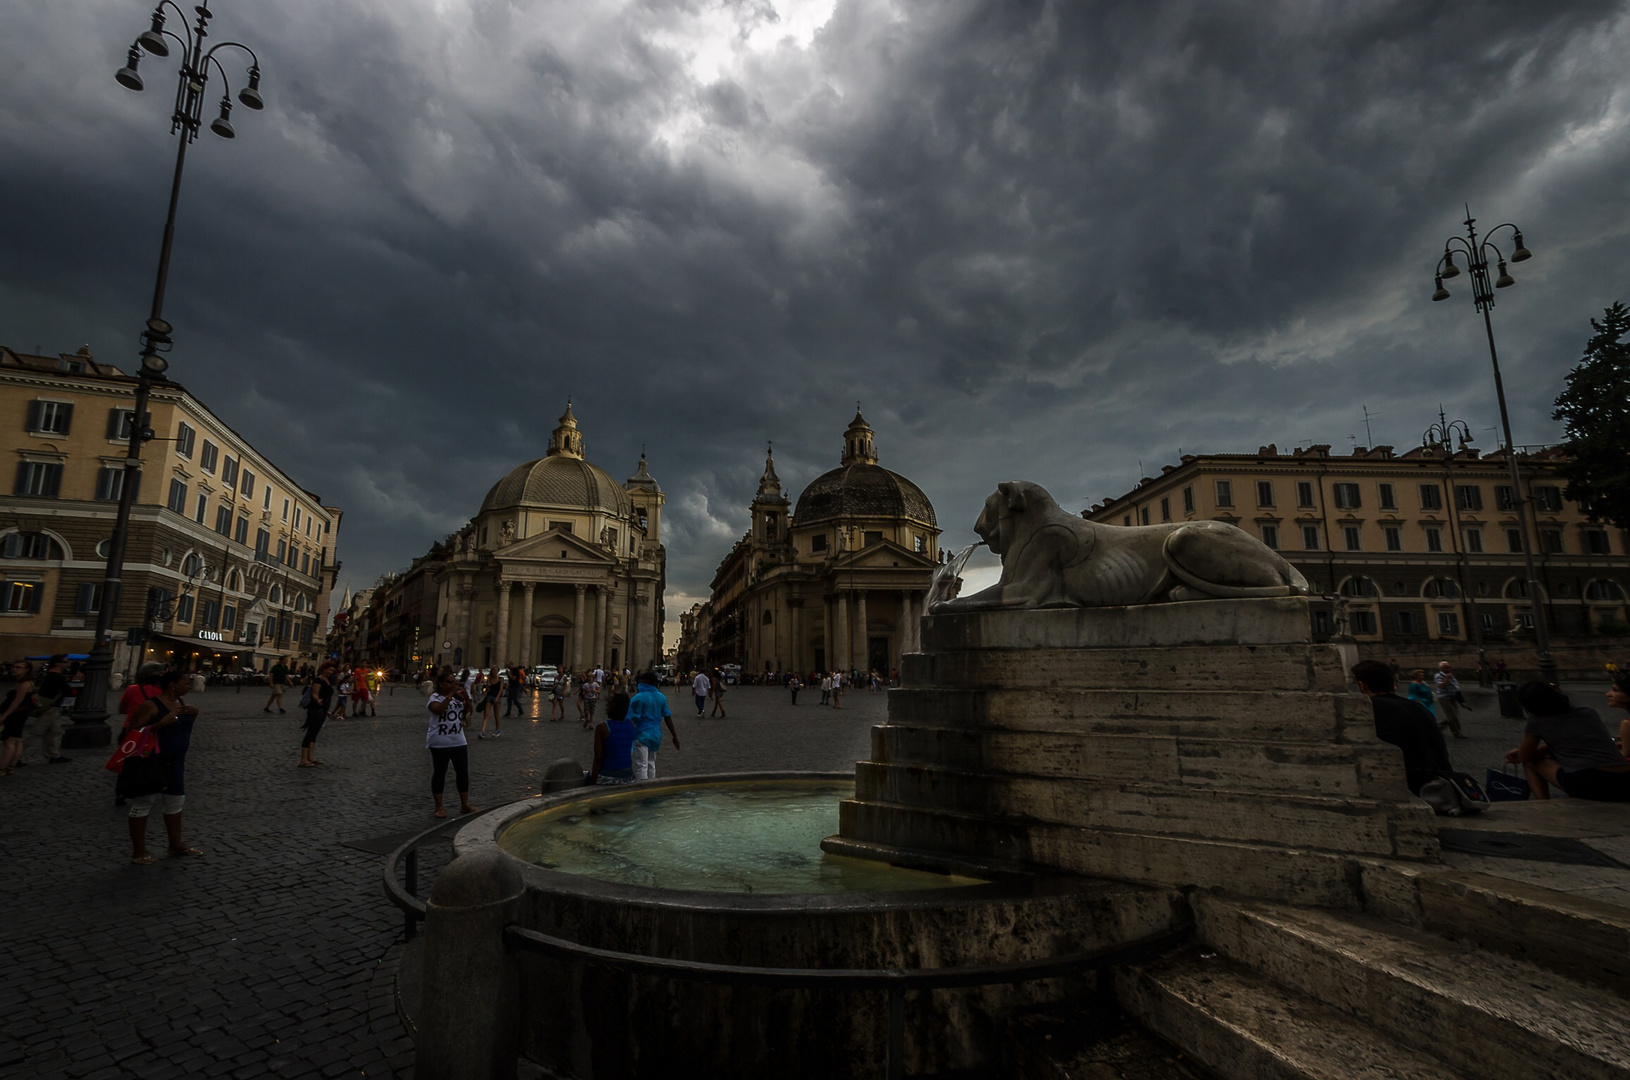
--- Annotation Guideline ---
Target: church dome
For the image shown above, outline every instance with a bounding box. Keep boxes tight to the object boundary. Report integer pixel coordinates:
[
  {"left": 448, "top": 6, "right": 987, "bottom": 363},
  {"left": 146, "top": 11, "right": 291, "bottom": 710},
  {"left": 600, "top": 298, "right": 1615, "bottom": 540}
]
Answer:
[
  {"left": 478, "top": 403, "right": 633, "bottom": 517},
  {"left": 794, "top": 463, "right": 936, "bottom": 526}
]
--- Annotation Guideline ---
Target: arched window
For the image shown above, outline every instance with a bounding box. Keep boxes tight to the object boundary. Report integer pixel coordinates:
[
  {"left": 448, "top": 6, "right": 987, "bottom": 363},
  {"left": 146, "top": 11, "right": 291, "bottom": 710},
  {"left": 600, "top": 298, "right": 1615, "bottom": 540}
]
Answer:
[
  {"left": 295, "top": 594, "right": 307, "bottom": 612},
  {"left": 761, "top": 610, "right": 773, "bottom": 625},
  {"left": 1423, "top": 578, "right": 1460, "bottom": 599},
  {"left": 1504, "top": 579, "right": 1529, "bottom": 600},
  {"left": 1585, "top": 580, "right": 1624, "bottom": 602},
  {"left": 269, "top": 584, "right": 282, "bottom": 604},
  {"left": 1, "top": 531, "right": 63, "bottom": 560},
  {"left": 1340, "top": 576, "right": 1378, "bottom": 597},
  {"left": 182, "top": 553, "right": 202, "bottom": 578},
  {"left": 228, "top": 569, "right": 243, "bottom": 592}
]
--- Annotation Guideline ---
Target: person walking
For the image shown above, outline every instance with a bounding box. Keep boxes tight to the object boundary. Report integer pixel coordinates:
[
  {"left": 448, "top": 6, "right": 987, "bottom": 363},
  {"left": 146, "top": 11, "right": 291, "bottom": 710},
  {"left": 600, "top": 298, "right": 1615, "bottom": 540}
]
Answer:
[
  {"left": 549, "top": 673, "right": 567, "bottom": 721},
  {"left": 709, "top": 669, "right": 729, "bottom": 718},
  {"left": 691, "top": 669, "right": 711, "bottom": 716},
  {"left": 125, "top": 667, "right": 203, "bottom": 863},
  {"left": 265, "top": 660, "right": 289, "bottom": 714},
  {"left": 579, "top": 672, "right": 601, "bottom": 730},
  {"left": 425, "top": 671, "right": 477, "bottom": 817},
  {"left": 788, "top": 673, "right": 801, "bottom": 705},
  {"left": 628, "top": 671, "right": 680, "bottom": 780},
  {"left": 590, "top": 690, "right": 638, "bottom": 785},
  {"left": 831, "top": 670, "right": 844, "bottom": 709},
  {"left": 503, "top": 662, "right": 525, "bottom": 718},
  {"left": 1432, "top": 661, "right": 1467, "bottom": 739},
  {"left": 35, "top": 654, "right": 73, "bottom": 764},
  {"left": 300, "top": 661, "right": 336, "bottom": 767},
  {"left": 0, "top": 659, "right": 37, "bottom": 776},
  {"left": 1406, "top": 669, "right": 1436, "bottom": 715},
  {"left": 477, "top": 670, "right": 503, "bottom": 739},
  {"left": 331, "top": 669, "right": 353, "bottom": 720},
  {"left": 819, "top": 673, "right": 831, "bottom": 706},
  {"left": 350, "top": 666, "right": 371, "bottom": 717},
  {"left": 364, "top": 668, "right": 382, "bottom": 716}
]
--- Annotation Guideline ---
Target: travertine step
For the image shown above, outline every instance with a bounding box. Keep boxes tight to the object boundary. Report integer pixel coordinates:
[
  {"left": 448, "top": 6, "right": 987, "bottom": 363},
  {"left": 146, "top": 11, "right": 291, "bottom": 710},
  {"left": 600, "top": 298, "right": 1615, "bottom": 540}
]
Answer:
[
  {"left": 1193, "top": 897, "right": 1630, "bottom": 1080},
  {"left": 901, "top": 643, "right": 1349, "bottom": 692},
  {"left": 1365, "top": 863, "right": 1630, "bottom": 995},
  {"left": 869, "top": 724, "right": 1406, "bottom": 799},
  {"left": 851, "top": 762, "right": 1429, "bottom": 855},
  {"left": 834, "top": 799, "right": 1408, "bottom": 908},
  {"left": 888, "top": 686, "right": 1374, "bottom": 741},
  {"left": 1115, "top": 949, "right": 1463, "bottom": 1080}
]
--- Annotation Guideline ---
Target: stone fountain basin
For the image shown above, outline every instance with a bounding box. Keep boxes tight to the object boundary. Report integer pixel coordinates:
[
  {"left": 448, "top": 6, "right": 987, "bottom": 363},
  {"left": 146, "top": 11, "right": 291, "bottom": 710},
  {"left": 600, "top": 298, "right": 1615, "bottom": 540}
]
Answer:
[{"left": 442, "top": 771, "right": 1188, "bottom": 1079}]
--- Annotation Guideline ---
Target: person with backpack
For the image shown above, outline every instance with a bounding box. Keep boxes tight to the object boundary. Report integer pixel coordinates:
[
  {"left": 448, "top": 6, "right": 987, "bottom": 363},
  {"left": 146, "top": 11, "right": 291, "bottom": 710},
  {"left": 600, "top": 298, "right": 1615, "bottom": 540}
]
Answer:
[
  {"left": 1351, "top": 660, "right": 1452, "bottom": 796},
  {"left": 299, "top": 661, "right": 336, "bottom": 767}
]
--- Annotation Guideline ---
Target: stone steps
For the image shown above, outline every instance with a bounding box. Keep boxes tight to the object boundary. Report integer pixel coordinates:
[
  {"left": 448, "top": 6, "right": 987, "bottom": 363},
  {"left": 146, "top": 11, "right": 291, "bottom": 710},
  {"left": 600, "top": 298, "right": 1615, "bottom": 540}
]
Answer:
[
  {"left": 869, "top": 724, "right": 1405, "bottom": 799},
  {"left": 887, "top": 686, "right": 1374, "bottom": 742},
  {"left": 850, "top": 762, "right": 1432, "bottom": 856},
  {"left": 834, "top": 799, "right": 1408, "bottom": 908},
  {"left": 1188, "top": 896, "right": 1630, "bottom": 1080},
  {"left": 901, "top": 642, "right": 1350, "bottom": 692},
  {"left": 1115, "top": 948, "right": 1464, "bottom": 1080}
]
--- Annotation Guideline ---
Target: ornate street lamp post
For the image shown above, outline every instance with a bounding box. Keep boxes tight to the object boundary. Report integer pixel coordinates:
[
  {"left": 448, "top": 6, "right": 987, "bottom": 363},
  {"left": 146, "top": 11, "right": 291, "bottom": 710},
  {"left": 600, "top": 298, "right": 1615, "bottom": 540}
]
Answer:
[
  {"left": 1429, "top": 209, "right": 1556, "bottom": 684},
  {"left": 65, "top": 3, "right": 263, "bottom": 746},
  {"left": 1422, "top": 410, "right": 1488, "bottom": 685}
]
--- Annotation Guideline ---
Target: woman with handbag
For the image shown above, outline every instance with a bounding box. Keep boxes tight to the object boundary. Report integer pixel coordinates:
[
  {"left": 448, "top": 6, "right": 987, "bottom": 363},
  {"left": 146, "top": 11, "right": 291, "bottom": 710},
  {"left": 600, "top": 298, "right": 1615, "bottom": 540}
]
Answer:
[
  {"left": 0, "top": 659, "right": 37, "bottom": 776},
  {"left": 300, "top": 661, "right": 336, "bottom": 767},
  {"left": 125, "top": 668, "right": 202, "bottom": 863}
]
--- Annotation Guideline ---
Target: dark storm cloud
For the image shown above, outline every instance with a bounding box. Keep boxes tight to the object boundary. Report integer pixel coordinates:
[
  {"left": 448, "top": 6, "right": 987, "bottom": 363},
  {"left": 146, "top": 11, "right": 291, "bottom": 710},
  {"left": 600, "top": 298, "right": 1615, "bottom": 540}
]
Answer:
[{"left": 3, "top": 0, "right": 1627, "bottom": 631}]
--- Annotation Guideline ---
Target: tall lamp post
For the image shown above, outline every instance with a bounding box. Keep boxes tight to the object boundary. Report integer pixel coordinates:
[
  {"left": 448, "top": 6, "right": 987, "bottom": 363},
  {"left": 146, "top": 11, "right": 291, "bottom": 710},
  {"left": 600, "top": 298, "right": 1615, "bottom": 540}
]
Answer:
[
  {"left": 1430, "top": 208, "right": 1556, "bottom": 684},
  {"left": 65, "top": 3, "right": 263, "bottom": 746},
  {"left": 1422, "top": 409, "right": 1488, "bottom": 685}
]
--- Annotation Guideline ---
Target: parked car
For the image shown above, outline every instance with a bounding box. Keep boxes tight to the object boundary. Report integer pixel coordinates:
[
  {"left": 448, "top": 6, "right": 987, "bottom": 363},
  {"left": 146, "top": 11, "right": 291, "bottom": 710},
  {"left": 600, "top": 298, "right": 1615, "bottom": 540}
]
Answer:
[
  {"left": 532, "top": 665, "right": 559, "bottom": 689},
  {"left": 720, "top": 664, "right": 741, "bottom": 686}
]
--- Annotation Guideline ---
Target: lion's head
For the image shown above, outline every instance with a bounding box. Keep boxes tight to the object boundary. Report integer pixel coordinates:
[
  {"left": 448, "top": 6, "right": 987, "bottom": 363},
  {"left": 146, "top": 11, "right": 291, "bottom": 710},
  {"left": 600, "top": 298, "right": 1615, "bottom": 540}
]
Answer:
[{"left": 974, "top": 481, "right": 1053, "bottom": 555}]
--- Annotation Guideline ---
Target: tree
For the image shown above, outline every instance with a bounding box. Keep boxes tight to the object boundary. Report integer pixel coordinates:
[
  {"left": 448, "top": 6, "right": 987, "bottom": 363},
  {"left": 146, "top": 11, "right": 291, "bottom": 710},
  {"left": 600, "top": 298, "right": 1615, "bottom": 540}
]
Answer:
[{"left": 1553, "top": 302, "right": 1630, "bottom": 530}]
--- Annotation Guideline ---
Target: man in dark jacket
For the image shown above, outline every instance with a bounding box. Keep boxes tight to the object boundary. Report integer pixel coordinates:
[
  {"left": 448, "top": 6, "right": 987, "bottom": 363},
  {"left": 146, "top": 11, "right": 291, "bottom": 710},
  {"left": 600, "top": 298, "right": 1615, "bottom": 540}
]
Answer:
[
  {"left": 37, "top": 654, "right": 73, "bottom": 764},
  {"left": 1352, "top": 660, "right": 1452, "bottom": 794}
]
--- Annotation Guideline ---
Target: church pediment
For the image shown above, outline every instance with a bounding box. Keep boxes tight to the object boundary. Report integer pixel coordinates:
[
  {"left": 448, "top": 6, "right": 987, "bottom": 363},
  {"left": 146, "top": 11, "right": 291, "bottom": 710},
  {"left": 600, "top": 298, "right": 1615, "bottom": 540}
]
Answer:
[
  {"left": 831, "top": 540, "right": 933, "bottom": 572},
  {"left": 498, "top": 527, "right": 618, "bottom": 566}
]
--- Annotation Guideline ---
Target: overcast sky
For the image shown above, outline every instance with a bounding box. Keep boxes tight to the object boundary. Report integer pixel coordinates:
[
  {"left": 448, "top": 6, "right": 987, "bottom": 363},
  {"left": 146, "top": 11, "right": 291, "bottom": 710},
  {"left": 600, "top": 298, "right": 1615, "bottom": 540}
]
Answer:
[{"left": 3, "top": 0, "right": 1628, "bottom": 641}]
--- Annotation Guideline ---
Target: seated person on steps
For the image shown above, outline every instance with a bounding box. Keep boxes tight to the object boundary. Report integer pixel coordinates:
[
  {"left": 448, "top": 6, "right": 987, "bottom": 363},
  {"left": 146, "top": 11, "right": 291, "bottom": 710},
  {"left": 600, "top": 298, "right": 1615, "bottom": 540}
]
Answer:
[{"left": 1351, "top": 660, "right": 1452, "bottom": 796}]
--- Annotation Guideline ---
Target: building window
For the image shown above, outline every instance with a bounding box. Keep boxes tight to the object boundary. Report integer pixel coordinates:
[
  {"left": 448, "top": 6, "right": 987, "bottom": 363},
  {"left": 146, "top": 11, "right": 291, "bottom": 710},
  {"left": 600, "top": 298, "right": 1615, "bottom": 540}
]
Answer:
[
  {"left": 301, "top": 551, "right": 310, "bottom": 574},
  {"left": 276, "top": 539, "right": 287, "bottom": 561},
  {"left": 282, "top": 497, "right": 290, "bottom": 522},
  {"left": 235, "top": 517, "right": 249, "bottom": 544},
  {"left": 1333, "top": 483, "right": 1361, "bottom": 509},
  {"left": 1541, "top": 529, "right": 1564, "bottom": 554},
  {"left": 215, "top": 506, "right": 233, "bottom": 535},
  {"left": 548, "top": 520, "right": 572, "bottom": 534},
  {"left": 262, "top": 486, "right": 271, "bottom": 510},
  {"left": 1586, "top": 580, "right": 1624, "bottom": 601},
  {"left": 174, "top": 594, "right": 195, "bottom": 623},
  {"left": 24, "top": 400, "right": 73, "bottom": 435},
  {"left": 183, "top": 553, "right": 202, "bottom": 577},
  {"left": 175, "top": 422, "right": 196, "bottom": 458},
  {"left": 107, "top": 408, "right": 135, "bottom": 441},
  {"left": 167, "top": 478, "right": 188, "bottom": 514},
  {"left": 1214, "top": 481, "right": 1233, "bottom": 508},
  {"left": 1586, "top": 529, "right": 1611, "bottom": 555},
  {"left": 1455, "top": 485, "right": 1483, "bottom": 512},
  {"left": 1437, "top": 611, "right": 1461, "bottom": 636},
  {"left": 1261, "top": 525, "right": 1279, "bottom": 550},
  {"left": 1378, "top": 483, "right": 1396, "bottom": 510},
  {"left": 14, "top": 461, "right": 63, "bottom": 498},
  {"left": 195, "top": 493, "right": 208, "bottom": 523},
  {"left": 1139, "top": 507, "right": 1150, "bottom": 526},
  {"left": 1, "top": 581, "right": 43, "bottom": 613},
  {"left": 1341, "top": 576, "right": 1378, "bottom": 597},
  {"left": 1384, "top": 526, "right": 1402, "bottom": 551},
  {"left": 1160, "top": 497, "right": 1171, "bottom": 522},
  {"left": 269, "top": 584, "right": 282, "bottom": 604},
  {"left": 1310, "top": 610, "right": 1333, "bottom": 635},
  {"left": 1425, "top": 527, "right": 1443, "bottom": 553},
  {"left": 1533, "top": 486, "right": 1563, "bottom": 513},
  {"left": 1256, "top": 481, "right": 1274, "bottom": 508},
  {"left": 1506, "top": 528, "right": 1524, "bottom": 553},
  {"left": 200, "top": 440, "right": 218, "bottom": 472},
  {"left": 914, "top": 534, "right": 926, "bottom": 553},
  {"left": 293, "top": 506, "right": 302, "bottom": 531},
  {"left": 1302, "top": 525, "right": 1320, "bottom": 551},
  {"left": 95, "top": 466, "right": 125, "bottom": 502},
  {"left": 2, "top": 532, "right": 54, "bottom": 559},
  {"left": 222, "top": 605, "right": 237, "bottom": 631},
  {"left": 1495, "top": 485, "right": 1517, "bottom": 511},
  {"left": 1463, "top": 528, "right": 1483, "bottom": 553},
  {"left": 241, "top": 468, "right": 255, "bottom": 498},
  {"left": 74, "top": 583, "right": 102, "bottom": 614},
  {"left": 1296, "top": 481, "right": 1315, "bottom": 508},
  {"left": 1395, "top": 610, "right": 1418, "bottom": 634},
  {"left": 1123, "top": 516, "right": 1132, "bottom": 527},
  {"left": 221, "top": 457, "right": 238, "bottom": 487},
  {"left": 1350, "top": 610, "right": 1378, "bottom": 635},
  {"left": 1419, "top": 484, "right": 1443, "bottom": 511},
  {"left": 1427, "top": 577, "right": 1460, "bottom": 598},
  {"left": 810, "top": 534, "right": 827, "bottom": 552},
  {"left": 1342, "top": 526, "right": 1362, "bottom": 551},
  {"left": 201, "top": 599, "right": 220, "bottom": 627},
  {"left": 1182, "top": 486, "right": 1194, "bottom": 514},
  {"left": 255, "top": 529, "right": 270, "bottom": 555}
]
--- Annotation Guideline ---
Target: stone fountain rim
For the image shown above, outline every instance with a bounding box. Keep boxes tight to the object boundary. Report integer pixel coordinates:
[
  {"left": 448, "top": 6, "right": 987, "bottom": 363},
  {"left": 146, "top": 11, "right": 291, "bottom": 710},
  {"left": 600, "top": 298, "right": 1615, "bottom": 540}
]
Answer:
[{"left": 452, "top": 770, "right": 1094, "bottom": 913}]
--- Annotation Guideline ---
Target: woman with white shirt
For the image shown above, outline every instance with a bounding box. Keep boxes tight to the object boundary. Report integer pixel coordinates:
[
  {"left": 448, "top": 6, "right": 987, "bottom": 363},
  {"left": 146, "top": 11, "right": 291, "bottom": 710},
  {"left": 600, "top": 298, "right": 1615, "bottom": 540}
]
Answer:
[{"left": 426, "top": 671, "right": 478, "bottom": 818}]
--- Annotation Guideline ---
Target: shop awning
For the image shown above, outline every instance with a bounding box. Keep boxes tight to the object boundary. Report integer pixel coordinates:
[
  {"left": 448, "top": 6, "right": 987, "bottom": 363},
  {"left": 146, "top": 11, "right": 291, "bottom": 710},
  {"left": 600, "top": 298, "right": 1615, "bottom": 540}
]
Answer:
[{"left": 144, "top": 632, "right": 253, "bottom": 655}]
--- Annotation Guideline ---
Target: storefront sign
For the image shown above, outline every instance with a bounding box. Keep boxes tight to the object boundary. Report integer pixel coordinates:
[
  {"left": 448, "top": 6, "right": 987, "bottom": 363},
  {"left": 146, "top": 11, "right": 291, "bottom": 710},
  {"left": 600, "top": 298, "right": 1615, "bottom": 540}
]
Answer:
[{"left": 199, "top": 630, "right": 224, "bottom": 642}]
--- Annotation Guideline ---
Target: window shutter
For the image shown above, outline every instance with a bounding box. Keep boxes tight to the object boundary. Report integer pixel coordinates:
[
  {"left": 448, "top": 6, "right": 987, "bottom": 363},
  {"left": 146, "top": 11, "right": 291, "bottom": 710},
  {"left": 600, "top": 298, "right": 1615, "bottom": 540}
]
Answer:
[
  {"left": 107, "top": 409, "right": 121, "bottom": 439},
  {"left": 44, "top": 464, "right": 62, "bottom": 497},
  {"left": 12, "top": 462, "right": 28, "bottom": 496},
  {"left": 25, "top": 400, "right": 41, "bottom": 431},
  {"left": 28, "top": 582, "right": 42, "bottom": 613},
  {"left": 57, "top": 403, "right": 73, "bottom": 435}
]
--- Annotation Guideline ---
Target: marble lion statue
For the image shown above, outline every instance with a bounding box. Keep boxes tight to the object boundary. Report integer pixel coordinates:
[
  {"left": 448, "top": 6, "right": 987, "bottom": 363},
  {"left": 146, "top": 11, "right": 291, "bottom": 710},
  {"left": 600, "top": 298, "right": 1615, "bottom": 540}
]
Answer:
[{"left": 931, "top": 480, "right": 1309, "bottom": 611}]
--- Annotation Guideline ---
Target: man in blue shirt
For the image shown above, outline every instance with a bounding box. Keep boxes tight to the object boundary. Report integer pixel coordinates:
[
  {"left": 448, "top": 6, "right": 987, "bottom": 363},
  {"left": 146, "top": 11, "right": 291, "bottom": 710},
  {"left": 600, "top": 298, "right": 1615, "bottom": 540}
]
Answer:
[{"left": 628, "top": 671, "right": 680, "bottom": 780}]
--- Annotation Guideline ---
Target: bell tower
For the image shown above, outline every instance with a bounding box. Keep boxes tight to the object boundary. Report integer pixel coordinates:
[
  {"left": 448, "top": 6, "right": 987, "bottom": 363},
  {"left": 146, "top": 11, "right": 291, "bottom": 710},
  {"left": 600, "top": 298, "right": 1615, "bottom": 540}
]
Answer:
[
  {"left": 751, "top": 443, "right": 789, "bottom": 550},
  {"left": 548, "top": 402, "right": 584, "bottom": 459},
  {"left": 841, "top": 407, "right": 878, "bottom": 466}
]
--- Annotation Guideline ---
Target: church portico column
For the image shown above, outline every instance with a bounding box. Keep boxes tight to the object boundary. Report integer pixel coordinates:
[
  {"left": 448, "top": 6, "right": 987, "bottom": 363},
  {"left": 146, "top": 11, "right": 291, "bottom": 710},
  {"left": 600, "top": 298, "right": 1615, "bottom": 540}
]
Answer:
[
  {"left": 854, "top": 589, "right": 868, "bottom": 674},
  {"left": 627, "top": 589, "right": 642, "bottom": 670},
  {"left": 789, "top": 601, "right": 803, "bottom": 675},
  {"left": 571, "top": 585, "right": 587, "bottom": 670},
  {"left": 494, "top": 580, "right": 513, "bottom": 668},
  {"left": 519, "top": 583, "right": 536, "bottom": 667},
  {"left": 595, "top": 584, "right": 611, "bottom": 668},
  {"left": 835, "top": 590, "right": 850, "bottom": 673}
]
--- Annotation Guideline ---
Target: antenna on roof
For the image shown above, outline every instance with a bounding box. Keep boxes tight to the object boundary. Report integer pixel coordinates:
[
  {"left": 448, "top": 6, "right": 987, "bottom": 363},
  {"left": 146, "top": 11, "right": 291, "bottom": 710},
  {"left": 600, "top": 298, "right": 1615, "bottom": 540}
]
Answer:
[{"left": 1362, "top": 405, "right": 1375, "bottom": 445}]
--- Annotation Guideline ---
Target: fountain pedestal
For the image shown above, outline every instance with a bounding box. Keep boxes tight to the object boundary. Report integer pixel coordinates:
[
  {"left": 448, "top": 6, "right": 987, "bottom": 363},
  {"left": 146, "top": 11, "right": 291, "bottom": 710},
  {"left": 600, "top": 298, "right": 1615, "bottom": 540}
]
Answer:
[{"left": 826, "top": 597, "right": 1440, "bottom": 908}]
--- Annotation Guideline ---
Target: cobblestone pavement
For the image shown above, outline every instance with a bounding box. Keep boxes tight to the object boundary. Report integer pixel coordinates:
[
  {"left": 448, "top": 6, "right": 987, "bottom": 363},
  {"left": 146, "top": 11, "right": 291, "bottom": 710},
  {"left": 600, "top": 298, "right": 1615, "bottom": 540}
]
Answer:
[{"left": 0, "top": 683, "right": 886, "bottom": 1079}]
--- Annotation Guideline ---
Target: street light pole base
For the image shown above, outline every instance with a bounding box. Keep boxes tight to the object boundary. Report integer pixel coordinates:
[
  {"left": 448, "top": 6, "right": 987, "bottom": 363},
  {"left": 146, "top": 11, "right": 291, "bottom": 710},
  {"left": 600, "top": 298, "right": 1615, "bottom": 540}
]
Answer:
[{"left": 62, "top": 720, "right": 113, "bottom": 750}]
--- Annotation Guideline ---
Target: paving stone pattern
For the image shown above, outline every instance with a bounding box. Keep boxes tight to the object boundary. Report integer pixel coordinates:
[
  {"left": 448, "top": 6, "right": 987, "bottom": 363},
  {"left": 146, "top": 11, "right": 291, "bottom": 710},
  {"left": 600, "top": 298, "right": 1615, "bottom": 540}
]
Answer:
[{"left": 0, "top": 683, "right": 884, "bottom": 1079}]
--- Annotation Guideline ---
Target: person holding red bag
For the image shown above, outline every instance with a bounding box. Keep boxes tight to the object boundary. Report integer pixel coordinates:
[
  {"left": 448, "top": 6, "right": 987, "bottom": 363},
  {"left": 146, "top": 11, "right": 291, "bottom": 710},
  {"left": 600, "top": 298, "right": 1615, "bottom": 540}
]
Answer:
[{"left": 125, "top": 669, "right": 202, "bottom": 864}]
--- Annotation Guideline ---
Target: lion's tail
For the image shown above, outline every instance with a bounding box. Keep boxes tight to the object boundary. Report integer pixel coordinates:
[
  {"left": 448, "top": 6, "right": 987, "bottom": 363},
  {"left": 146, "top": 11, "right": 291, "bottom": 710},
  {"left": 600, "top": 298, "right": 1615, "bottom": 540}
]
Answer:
[{"left": 1162, "top": 534, "right": 1310, "bottom": 598}]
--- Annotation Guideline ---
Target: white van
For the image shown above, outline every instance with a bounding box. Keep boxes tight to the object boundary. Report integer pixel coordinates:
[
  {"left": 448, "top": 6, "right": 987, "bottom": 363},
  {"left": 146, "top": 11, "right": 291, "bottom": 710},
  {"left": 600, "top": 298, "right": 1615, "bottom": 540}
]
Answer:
[{"left": 532, "top": 665, "right": 559, "bottom": 689}]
